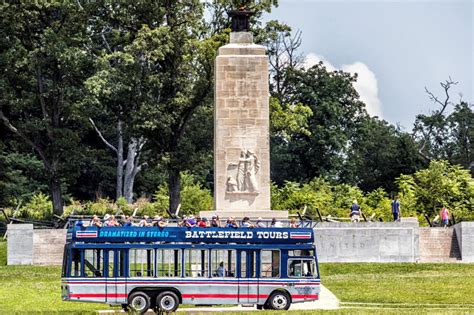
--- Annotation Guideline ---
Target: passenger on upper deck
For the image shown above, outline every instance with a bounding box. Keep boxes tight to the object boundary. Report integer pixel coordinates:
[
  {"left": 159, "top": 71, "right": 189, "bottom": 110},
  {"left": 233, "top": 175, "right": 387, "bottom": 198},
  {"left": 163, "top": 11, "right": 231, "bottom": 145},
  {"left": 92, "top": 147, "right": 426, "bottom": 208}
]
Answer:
[
  {"left": 226, "top": 217, "right": 238, "bottom": 229},
  {"left": 159, "top": 217, "right": 169, "bottom": 228},
  {"left": 75, "top": 216, "right": 84, "bottom": 228},
  {"left": 185, "top": 215, "right": 197, "bottom": 228},
  {"left": 271, "top": 218, "right": 283, "bottom": 228},
  {"left": 210, "top": 215, "right": 221, "bottom": 227},
  {"left": 152, "top": 216, "right": 168, "bottom": 228},
  {"left": 197, "top": 216, "right": 208, "bottom": 228},
  {"left": 289, "top": 218, "right": 298, "bottom": 228},
  {"left": 90, "top": 215, "right": 103, "bottom": 227},
  {"left": 256, "top": 217, "right": 265, "bottom": 228},
  {"left": 104, "top": 214, "right": 120, "bottom": 227},
  {"left": 139, "top": 215, "right": 152, "bottom": 227},
  {"left": 241, "top": 217, "right": 254, "bottom": 228},
  {"left": 123, "top": 216, "right": 133, "bottom": 227}
]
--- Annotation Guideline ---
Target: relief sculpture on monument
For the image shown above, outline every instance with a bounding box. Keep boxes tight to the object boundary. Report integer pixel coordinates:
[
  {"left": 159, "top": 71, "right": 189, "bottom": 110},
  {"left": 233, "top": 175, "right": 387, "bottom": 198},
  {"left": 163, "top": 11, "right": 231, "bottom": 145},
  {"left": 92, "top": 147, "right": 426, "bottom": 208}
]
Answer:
[{"left": 226, "top": 148, "right": 260, "bottom": 194}]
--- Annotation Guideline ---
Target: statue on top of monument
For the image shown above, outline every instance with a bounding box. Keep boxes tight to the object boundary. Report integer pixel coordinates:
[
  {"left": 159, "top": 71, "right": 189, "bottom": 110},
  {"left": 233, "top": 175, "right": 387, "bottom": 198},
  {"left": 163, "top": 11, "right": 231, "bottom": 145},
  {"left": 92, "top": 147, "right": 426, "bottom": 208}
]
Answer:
[{"left": 228, "top": 0, "right": 255, "bottom": 32}]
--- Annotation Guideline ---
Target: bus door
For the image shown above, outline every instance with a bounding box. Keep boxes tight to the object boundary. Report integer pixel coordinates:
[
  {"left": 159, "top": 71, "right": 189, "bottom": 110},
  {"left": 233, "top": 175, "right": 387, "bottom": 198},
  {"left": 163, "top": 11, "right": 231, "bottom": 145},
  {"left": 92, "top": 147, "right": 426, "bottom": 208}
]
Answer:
[
  {"left": 106, "top": 249, "right": 127, "bottom": 304},
  {"left": 238, "top": 250, "right": 258, "bottom": 304}
]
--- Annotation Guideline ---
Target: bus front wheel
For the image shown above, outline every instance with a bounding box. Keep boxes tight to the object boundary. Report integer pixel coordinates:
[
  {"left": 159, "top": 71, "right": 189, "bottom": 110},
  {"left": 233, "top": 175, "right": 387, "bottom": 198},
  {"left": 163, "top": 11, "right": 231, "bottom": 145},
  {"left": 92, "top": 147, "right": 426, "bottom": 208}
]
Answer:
[
  {"left": 128, "top": 292, "right": 151, "bottom": 314},
  {"left": 267, "top": 291, "right": 291, "bottom": 310},
  {"left": 156, "top": 291, "right": 179, "bottom": 312}
]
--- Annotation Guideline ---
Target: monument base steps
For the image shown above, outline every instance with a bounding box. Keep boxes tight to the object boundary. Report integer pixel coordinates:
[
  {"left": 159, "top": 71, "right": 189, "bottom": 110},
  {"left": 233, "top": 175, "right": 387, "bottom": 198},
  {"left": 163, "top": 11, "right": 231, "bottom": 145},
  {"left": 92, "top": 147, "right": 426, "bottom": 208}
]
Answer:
[{"left": 418, "top": 227, "right": 461, "bottom": 262}]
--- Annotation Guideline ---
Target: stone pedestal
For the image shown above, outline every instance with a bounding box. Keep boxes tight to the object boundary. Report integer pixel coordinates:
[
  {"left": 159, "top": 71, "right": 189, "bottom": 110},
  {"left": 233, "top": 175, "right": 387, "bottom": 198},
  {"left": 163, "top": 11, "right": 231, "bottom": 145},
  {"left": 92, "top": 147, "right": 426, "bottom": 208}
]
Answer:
[{"left": 207, "top": 32, "right": 287, "bottom": 219}]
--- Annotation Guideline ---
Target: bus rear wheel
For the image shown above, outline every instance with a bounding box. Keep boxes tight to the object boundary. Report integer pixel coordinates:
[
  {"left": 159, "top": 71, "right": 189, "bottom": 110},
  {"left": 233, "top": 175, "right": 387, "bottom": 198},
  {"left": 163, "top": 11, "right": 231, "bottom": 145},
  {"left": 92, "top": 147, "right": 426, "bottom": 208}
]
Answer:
[
  {"left": 267, "top": 291, "right": 291, "bottom": 310},
  {"left": 156, "top": 291, "right": 179, "bottom": 312},
  {"left": 128, "top": 291, "right": 151, "bottom": 314}
]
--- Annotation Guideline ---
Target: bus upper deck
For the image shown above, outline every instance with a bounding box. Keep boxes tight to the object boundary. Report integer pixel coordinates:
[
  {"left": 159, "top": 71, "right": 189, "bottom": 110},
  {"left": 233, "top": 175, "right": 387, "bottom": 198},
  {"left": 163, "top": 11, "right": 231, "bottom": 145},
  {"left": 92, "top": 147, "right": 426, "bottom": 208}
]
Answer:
[{"left": 62, "top": 222, "right": 320, "bottom": 313}]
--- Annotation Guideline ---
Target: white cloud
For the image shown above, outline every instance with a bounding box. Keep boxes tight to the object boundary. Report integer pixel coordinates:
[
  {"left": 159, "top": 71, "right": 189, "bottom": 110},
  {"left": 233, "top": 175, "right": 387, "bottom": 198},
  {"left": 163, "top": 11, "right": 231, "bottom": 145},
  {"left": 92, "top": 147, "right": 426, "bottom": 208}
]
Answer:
[
  {"left": 303, "top": 53, "right": 336, "bottom": 72},
  {"left": 303, "top": 53, "right": 383, "bottom": 118}
]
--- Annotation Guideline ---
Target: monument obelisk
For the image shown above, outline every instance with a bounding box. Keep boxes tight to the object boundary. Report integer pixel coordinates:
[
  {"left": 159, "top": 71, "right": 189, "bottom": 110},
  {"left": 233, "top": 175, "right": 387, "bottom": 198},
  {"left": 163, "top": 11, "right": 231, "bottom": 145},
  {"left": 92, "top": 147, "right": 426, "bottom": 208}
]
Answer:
[{"left": 201, "top": 8, "right": 287, "bottom": 219}]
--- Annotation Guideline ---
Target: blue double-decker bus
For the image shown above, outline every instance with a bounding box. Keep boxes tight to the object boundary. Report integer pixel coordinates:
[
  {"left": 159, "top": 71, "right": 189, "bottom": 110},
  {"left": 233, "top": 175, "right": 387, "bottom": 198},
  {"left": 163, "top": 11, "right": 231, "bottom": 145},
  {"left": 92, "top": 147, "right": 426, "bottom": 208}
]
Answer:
[{"left": 61, "top": 222, "right": 320, "bottom": 313}]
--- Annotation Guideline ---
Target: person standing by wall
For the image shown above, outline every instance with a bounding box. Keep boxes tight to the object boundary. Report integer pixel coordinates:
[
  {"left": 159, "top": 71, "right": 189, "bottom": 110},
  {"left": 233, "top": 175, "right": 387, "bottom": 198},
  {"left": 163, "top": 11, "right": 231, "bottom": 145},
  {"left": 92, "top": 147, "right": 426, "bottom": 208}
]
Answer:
[
  {"left": 440, "top": 206, "right": 450, "bottom": 227},
  {"left": 391, "top": 196, "right": 401, "bottom": 222},
  {"left": 350, "top": 200, "right": 361, "bottom": 222}
]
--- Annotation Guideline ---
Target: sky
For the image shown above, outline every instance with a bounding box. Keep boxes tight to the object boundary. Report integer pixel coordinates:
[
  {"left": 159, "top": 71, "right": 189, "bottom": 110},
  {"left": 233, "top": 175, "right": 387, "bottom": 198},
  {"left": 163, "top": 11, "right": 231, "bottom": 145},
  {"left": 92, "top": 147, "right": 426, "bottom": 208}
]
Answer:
[{"left": 262, "top": 0, "right": 473, "bottom": 129}]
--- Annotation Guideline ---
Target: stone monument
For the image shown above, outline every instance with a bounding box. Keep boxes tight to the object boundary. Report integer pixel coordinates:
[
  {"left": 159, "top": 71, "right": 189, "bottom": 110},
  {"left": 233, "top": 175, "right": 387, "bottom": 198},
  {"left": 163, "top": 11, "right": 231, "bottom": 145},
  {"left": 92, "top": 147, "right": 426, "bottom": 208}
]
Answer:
[{"left": 201, "top": 7, "right": 287, "bottom": 220}]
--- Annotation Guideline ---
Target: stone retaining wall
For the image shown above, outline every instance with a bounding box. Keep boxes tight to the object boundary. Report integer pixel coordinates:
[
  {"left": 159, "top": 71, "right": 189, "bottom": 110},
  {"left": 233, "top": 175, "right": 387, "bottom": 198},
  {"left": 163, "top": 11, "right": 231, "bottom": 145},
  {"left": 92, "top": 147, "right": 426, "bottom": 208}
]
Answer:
[
  {"left": 6, "top": 222, "right": 474, "bottom": 265},
  {"left": 453, "top": 222, "right": 474, "bottom": 262},
  {"left": 7, "top": 224, "right": 66, "bottom": 265},
  {"left": 314, "top": 222, "right": 419, "bottom": 262}
]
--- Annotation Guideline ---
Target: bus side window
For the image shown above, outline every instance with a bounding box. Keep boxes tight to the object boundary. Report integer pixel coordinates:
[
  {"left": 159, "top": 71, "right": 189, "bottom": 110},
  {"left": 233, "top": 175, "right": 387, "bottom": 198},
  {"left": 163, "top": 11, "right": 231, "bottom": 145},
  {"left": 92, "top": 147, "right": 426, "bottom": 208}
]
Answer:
[
  {"left": 240, "top": 251, "right": 246, "bottom": 278},
  {"left": 184, "top": 249, "right": 208, "bottom": 277},
  {"left": 240, "top": 251, "right": 257, "bottom": 278},
  {"left": 84, "top": 249, "right": 104, "bottom": 277},
  {"left": 129, "top": 249, "right": 154, "bottom": 278},
  {"left": 288, "top": 259, "right": 302, "bottom": 277},
  {"left": 261, "top": 250, "right": 280, "bottom": 278},
  {"left": 211, "top": 250, "right": 236, "bottom": 277},
  {"left": 288, "top": 259, "right": 316, "bottom": 278},
  {"left": 157, "top": 249, "right": 181, "bottom": 277},
  {"left": 107, "top": 251, "right": 114, "bottom": 277},
  {"left": 71, "top": 249, "right": 82, "bottom": 277}
]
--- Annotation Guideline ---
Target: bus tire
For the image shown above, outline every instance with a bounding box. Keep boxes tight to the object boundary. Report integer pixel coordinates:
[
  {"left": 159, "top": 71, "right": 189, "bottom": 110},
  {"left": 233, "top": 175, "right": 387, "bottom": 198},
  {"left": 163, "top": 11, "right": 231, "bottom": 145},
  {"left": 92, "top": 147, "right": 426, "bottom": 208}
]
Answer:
[
  {"left": 128, "top": 291, "right": 151, "bottom": 314},
  {"left": 156, "top": 291, "right": 179, "bottom": 312},
  {"left": 267, "top": 291, "right": 291, "bottom": 310}
]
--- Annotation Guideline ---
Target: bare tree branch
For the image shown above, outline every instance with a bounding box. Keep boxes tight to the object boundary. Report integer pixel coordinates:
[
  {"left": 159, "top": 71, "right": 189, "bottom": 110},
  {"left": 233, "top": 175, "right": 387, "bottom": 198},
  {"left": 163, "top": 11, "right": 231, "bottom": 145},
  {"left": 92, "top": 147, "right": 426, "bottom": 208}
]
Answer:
[
  {"left": 101, "top": 31, "right": 113, "bottom": 54},
  {"left": 89, "top": 117, "right": 118, "bottom": 154},
  {"left": 415, "top": 78, "right": 459, "bottom": 161}
]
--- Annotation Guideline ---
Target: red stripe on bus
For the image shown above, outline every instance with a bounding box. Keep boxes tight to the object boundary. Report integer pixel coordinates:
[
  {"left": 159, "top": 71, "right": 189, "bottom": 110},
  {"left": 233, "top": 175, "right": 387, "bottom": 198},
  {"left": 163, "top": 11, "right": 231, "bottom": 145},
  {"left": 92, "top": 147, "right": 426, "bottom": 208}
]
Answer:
[
  {"left": 69, "top": 293, "right": 128, "bottom": 298},
  {"left": 182, "top": 294, "right": 269, "bottom": 299}
]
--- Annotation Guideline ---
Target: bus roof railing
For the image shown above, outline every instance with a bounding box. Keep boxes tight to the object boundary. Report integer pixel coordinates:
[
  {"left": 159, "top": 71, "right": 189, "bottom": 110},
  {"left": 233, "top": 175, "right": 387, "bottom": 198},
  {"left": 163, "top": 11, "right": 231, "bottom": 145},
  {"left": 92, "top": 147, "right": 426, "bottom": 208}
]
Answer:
[
  {"left": 65, "top": 215, "right": 317, "bottom": 229},
  {"left": 67, "top": 226, "right": 315, "bottom": 245}
]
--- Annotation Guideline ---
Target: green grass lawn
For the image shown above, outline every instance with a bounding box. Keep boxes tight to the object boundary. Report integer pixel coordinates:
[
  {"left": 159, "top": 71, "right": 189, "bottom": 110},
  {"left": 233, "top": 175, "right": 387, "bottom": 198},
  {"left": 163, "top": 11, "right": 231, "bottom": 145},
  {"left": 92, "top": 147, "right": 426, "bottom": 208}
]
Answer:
[
  {"left": 0, "top": 240, "right": 473, "bottom": 314},
  {"left": 320, "top": 263, "right": 474, "bottom": 306}
]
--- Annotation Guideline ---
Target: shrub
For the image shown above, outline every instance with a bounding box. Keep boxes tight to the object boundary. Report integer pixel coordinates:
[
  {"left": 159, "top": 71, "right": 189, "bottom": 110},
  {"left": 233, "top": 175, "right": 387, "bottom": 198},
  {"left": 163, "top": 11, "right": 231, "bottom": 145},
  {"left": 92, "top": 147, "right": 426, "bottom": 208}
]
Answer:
[
  {"left": 20, "top": 192, "right": 53, "bottom": 220},
  {"left": 396, "top": 160, "right": 474, "bottom": 221}
]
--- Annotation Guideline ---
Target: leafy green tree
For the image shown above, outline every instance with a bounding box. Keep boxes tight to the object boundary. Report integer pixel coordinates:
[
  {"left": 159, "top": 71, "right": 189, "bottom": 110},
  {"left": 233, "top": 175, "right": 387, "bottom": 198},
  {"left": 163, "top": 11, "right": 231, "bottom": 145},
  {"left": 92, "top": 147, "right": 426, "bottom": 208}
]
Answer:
[
  {"left": 396, "top": 160, "right": 474, "bottom": 220},
  {"left": 83, "top": 2, "right": 175, "bottom": 203},
  {"left": 342, "top": 117, "right": 425, "bottom": 192},
  {"left": 0, "top": 150, "right": 47, "bottom": 207},
  {"left": 445, "top": 102, "right": 473, "bottom": 170},
  {"left": 271, "top": 62, "right": 367, "bottom": 183},
  {"left": 0, "top": 2, "right": 92, "bottom": 214}
]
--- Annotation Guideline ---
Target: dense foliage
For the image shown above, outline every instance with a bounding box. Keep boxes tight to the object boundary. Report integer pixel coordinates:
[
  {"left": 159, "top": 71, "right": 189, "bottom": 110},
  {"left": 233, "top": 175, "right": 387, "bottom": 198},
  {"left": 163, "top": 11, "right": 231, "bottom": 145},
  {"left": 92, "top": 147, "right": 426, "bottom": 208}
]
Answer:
[{"left": 0, "top": 1, "right": 472, "bottom": 220}]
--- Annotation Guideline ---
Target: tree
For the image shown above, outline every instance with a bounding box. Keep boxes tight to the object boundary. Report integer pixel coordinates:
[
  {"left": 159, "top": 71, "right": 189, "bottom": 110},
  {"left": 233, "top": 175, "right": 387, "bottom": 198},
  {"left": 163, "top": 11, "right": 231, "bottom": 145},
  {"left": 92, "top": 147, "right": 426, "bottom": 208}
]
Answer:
[
  {"left": 83, "top": 2, "right": 174, "bottom": 203},
  {"left": 342, "top": 117, "right": 425, "bottom": 192},
  {"left": 445, "top": 102, "right": 473, "bottom": 171},
  {"left": 396, "top": 160, "right": 474, "bottom": 220},
  {"left": 270, "top": 62, "right": 367, "bottom": 184},
  {"left": 413, "top": 78, "right": 473, "bottom": 171},
  {"left": 0, "top": 2, "right": 91, "bottom": 214}
]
